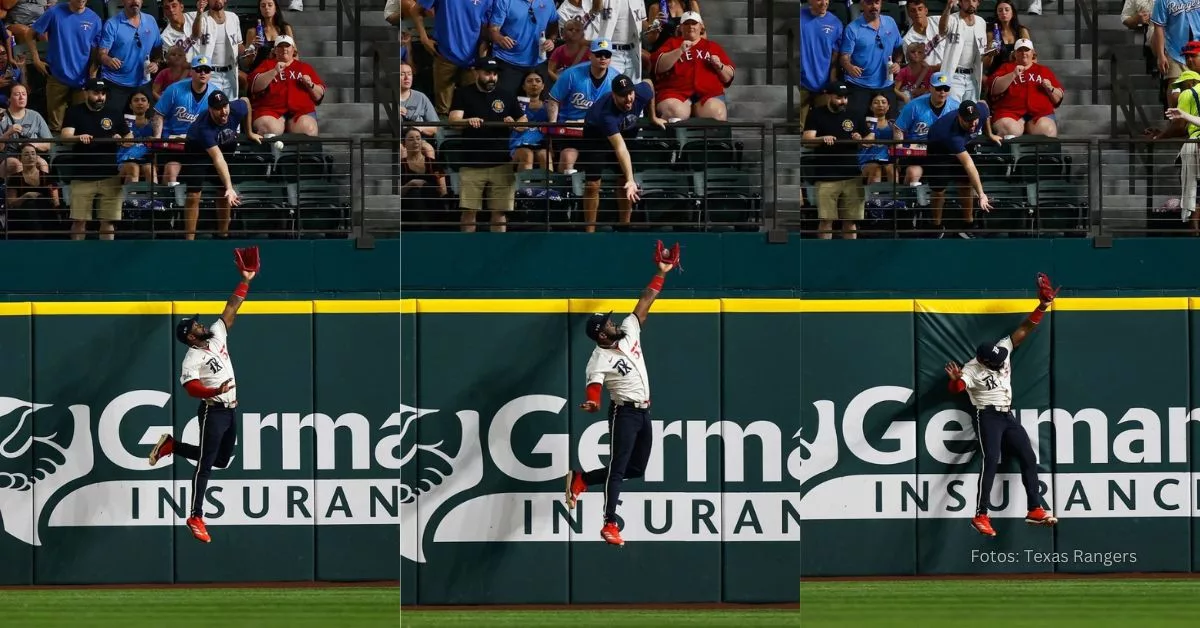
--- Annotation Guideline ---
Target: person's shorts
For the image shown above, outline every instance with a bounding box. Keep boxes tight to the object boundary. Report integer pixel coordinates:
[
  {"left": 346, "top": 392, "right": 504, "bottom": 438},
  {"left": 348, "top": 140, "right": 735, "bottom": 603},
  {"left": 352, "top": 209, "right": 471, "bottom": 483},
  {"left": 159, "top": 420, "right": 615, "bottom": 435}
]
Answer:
[
  {"left": 69, "top": 176, "right": 124, "bottom": 221},
  {"left": 7, "top": 3, "right": 45, "bottom": 26},
  {"left": 995, "top": 110, "right": 1057, "bottom": 124},
  {"left": 577, "top": 137, "right": 624, "bottom": 182},
  {"left": 178, "top": 151, "right": 226, "bottom": 194},
  {"left": 814, "top": 177, "right": 865, "bottom": 221},
  {"left": 510, "top": 142, "right": 545, "bottom": 158},
  {"left": 548, "top": 133, "right": 587, "bottom": 154},
  {"left": 858, "top": 157, "right": 890, "bottom": 169},
  {"left": 658, "top": 90, "right": 726, "bottom": 106},
  {"left": 922, "top": 155, "right": 968, "bottom": 192},
  {"left": 254, "top": 108, "right": 318, "bottom": 121},
  {"left": 458, "top": 163, "right": 516, "bottom": 211}
]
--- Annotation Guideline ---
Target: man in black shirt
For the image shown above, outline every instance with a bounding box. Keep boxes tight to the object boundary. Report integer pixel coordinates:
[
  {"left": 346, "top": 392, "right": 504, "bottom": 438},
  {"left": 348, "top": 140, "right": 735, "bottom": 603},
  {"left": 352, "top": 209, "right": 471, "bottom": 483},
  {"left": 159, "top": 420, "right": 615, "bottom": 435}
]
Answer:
[
  {"left": 60, "top": 78, "right": 132, "bottom": 241},
  {"left": 801, "top": 81, "right": 867, "bottom": 239},
  {"left": 448, "top": 56, "right": 527, "bottom": 233}
]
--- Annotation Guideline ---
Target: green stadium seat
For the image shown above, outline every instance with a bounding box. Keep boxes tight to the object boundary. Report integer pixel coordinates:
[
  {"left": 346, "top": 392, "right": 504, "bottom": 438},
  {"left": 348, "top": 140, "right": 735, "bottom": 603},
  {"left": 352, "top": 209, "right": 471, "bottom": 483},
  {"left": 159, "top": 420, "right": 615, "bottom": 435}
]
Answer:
[
  {"left": 234, "top": 179, "right": 292, "bottom": 237},
  {"left": 635, "top": 168, "right": 699, "bottom": 231},
  {"left": 674, "top": 120, "right": 742, "bottom": 170},
  {"left": 287, "top": 180, "right": 350, "bottom": 237},
  {"left": 513, "top": 168, "right": 577, "bottom": 230},
  {"left": 692, "top": 168, "right": 762, "bottom": 232}
]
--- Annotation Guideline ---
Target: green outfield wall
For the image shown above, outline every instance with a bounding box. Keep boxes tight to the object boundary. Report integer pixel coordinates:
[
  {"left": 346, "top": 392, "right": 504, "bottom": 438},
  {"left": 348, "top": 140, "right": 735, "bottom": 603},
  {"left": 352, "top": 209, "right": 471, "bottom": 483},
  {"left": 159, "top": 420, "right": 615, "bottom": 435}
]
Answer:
[{"left": 399, "top": 296, "right": 1200, "bottom": 604}]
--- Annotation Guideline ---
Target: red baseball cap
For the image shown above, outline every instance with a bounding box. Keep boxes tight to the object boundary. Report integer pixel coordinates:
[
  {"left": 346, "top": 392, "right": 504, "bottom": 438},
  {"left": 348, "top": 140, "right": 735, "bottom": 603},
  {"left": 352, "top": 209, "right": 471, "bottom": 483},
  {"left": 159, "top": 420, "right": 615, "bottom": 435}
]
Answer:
[{"left": 1183, "top": 41, "right": 1200, "bottom": 56}]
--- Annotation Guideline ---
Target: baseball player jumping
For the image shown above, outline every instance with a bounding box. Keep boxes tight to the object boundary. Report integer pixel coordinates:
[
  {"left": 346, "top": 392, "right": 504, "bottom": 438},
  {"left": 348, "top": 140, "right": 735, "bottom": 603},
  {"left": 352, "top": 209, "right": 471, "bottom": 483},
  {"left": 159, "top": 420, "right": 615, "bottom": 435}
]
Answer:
[
  {"left": 945, "top": 272, "right": 1060, "bottom": 538},
  {"left": 147, "top": 246, "right": 261, "bottom": 544},
  {"left": 564, "top": 241, "right": 680, "bottom": 547}
]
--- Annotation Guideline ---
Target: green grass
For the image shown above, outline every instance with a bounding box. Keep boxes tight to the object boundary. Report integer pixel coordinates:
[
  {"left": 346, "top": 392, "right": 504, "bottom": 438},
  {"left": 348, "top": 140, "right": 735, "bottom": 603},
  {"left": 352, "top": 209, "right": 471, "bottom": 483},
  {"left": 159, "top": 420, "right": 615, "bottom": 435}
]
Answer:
[
  {"left": 401, "top": 579, "right": 1200, "bottom": 626},
  {"left": 0, "top": 587, "right": 399, "bottom": 628}
]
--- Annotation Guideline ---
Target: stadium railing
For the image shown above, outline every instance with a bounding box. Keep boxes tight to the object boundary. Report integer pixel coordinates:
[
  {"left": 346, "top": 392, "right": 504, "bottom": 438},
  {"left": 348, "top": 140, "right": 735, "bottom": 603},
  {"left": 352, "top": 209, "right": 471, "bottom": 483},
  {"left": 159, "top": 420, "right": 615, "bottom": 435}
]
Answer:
[
  {"left": 0, "top": 136, "right": 365, "bottom": 241},
  {"left": 396, "top": 120, "right": 767, "bottom": 233}
]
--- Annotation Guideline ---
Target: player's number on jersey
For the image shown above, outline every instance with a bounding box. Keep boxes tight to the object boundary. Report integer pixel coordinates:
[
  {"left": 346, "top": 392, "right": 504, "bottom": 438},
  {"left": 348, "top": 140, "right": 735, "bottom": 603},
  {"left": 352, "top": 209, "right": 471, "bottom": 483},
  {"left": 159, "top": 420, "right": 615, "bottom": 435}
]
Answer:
[{"left": 982, "top": 374, "right": 997, "bottom": 390}]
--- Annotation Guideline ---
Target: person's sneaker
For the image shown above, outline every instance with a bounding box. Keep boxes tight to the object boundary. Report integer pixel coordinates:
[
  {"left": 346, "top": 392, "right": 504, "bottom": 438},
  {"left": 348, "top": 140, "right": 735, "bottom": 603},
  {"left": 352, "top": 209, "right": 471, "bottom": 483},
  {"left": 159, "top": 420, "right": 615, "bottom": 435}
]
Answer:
[
  {"left": 600, "top": 521, "right": 624, "bottom": 546},
  {"left": 1026, "top": 507, "right": 1059, "bottom": 526},
  {"left": 186, "top": 516, "right": 211, "bottom": 543},
  {"left": 971, "top": 514, "right": 997, "bottom": 537},
  {"left": 148, "top": 434, "right": 174, "bottom": 466}
]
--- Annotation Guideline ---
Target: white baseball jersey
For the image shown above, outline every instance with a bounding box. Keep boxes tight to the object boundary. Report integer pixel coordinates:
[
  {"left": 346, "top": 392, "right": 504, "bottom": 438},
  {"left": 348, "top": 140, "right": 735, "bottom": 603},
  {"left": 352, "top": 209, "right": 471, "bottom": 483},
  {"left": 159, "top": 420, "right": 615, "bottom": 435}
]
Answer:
[
  {"left": 179, "top": 318, "right": 238, "bottom": 405},
  {"left": 960, "top": 335, "right": 1013, "bottom": 409},
  {"left": 585, "top": 315, "right": 650, "bottom": 403}
]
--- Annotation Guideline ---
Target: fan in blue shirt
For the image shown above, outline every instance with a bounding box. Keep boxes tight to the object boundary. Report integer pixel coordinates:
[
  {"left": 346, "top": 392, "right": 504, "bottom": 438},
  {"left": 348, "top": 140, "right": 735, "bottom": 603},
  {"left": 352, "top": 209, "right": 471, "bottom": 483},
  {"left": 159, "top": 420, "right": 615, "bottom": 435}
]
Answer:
[{"left": 926, "top": 100, "right": 997, "bottom": 212}]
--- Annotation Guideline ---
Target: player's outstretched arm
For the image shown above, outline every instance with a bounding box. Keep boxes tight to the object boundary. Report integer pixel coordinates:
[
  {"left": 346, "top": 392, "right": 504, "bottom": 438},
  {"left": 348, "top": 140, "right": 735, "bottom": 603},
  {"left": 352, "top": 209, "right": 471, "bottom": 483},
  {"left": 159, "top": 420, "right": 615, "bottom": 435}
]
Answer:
[
  {"left": 1011, "top": 272, "right": 1059, "bottom": 348},
  {"left": 632, "top": 260, "right": 674, "bottom": 325},
  {"left": 220, "top": 269, "right": 257, "bottom": 330}
]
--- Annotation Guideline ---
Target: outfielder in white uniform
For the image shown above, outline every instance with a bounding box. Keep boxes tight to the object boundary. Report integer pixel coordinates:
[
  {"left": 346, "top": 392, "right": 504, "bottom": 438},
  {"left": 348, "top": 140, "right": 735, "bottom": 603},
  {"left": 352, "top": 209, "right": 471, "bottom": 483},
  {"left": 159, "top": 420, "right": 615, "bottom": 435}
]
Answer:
[
  {"left": 148, "top": 257, "right": 258, "bottom": 544},
  {"left": 564, "top": 255, "right": 676, "bottom": 547},
  {"left": 945, "top": 272, "right": 1061, "bottom": 538}
]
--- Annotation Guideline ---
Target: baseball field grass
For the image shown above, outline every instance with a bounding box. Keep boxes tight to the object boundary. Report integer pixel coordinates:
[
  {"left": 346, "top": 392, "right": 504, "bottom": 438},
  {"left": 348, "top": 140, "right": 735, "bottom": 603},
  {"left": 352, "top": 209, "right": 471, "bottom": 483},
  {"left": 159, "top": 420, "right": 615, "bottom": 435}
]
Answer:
[
  {"left": 0, "top": 587, "right": 400, "bottom": 628},
  {"left": 400, "top": 578, "right": 1200, "bottom": 627}
]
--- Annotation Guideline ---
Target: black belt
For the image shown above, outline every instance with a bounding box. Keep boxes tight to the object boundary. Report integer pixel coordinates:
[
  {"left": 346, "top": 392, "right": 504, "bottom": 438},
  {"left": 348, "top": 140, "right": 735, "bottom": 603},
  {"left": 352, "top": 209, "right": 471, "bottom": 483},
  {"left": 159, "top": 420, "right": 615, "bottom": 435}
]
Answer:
[
  {"left": 204, "top": 399, "right": 238, "bottom": 408},
  {"left": 212, "top": 65, "right": 234, "bottom": 72},
  {"left": 955, "top": 67, "right": 974, "bottom": 75},
  {"left": 614, "top": 399, "right": 650, "bottom": 409},
  {"left": 979, "top": 404, "right": 1010, "bottom": 413},
  {"left": 611, "top": 43, "right": 634, "bottom": 51}
]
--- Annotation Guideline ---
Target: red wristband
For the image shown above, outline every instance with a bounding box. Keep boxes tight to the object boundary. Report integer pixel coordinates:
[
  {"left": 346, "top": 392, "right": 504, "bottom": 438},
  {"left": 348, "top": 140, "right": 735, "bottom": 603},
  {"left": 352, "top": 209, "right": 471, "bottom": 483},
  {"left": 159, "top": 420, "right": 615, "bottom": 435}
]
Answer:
[
  {"left": 949, "top": 379, "right": 966, "bottom": 393},
  {"left": 1028, "top": 306, "right": 1044, "bottom": 325},
  {"left": 234, "top": 282, "right": 249, "bottom": 299},
  {"left": 586, "top": 383, "right": 601, "bottom": 405},
  {"left": 648, "top": 275, "right": 664, "bottom": 292}
]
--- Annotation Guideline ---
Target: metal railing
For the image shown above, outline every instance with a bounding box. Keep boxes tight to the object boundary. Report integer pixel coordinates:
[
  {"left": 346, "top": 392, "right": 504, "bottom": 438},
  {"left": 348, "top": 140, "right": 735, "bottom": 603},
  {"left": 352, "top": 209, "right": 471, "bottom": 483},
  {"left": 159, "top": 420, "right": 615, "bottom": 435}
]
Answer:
[
  {"left": 336, "top": 0, "right": 364, "bottom": 102},
  {"left": 374, "top": 48, "right": 399, "bottom": 138},
  {"left": 1073, "top": 0, "right": 1100, "bottom": 104}
]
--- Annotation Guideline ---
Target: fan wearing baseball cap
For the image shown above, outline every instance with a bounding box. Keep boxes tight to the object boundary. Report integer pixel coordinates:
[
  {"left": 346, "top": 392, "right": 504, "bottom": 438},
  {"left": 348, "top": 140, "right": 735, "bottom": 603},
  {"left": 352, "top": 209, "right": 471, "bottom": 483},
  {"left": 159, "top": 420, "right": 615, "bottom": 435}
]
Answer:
[
  {"left": 247, "top": 34, "right": 325, "bottom": 136},
  {"left": 650, "top": 11, "right": 735, "bottom": 122},
  {"left": 60, "top": 77, "right": 131, "bottom": 241},
  {"left": 577, "top": 74, "right": 668, "bottom": 232},
  {"left": 923, "top": 98, "right": 1003, "bottom": 237},
  {"left": 179, "top": 90, "right": 264, "bottom": 239},
  {"left": 987, "top": 39, "right": 1063, "bottom": 138}
]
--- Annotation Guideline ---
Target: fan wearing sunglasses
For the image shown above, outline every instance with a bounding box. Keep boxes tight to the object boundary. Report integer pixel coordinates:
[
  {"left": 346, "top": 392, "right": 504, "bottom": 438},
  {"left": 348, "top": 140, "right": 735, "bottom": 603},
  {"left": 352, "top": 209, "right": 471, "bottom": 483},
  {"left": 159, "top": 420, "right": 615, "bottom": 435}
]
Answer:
[
  {"left": 838, "top": 0, "right": 904, "bottom": 123},
  {"left": 487, "top": 0, "right": 559, "bottom": 98},
  {"left": 98, "top": 0, "right": 163, "bottom": 111}
]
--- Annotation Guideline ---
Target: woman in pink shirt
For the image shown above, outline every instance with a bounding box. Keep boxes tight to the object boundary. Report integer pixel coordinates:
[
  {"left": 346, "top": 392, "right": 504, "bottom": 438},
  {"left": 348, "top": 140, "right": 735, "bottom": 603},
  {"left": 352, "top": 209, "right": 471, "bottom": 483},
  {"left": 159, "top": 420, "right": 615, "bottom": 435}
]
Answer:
[{"left": 548, "top": 20, "right": 590, "bottom": 82}]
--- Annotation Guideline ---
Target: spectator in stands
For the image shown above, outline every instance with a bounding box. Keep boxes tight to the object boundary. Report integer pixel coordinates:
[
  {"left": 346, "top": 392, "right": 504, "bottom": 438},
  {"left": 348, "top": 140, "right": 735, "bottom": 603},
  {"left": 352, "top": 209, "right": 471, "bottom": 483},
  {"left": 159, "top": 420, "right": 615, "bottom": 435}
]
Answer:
[
  {"left": 925, "top": 99, "right": 1000, "bottom": 237},
  {"left": 984, "top": 1, "right": 1029, "bottom": 79},
  {"left": 153, "top": 46, "right": 190, "bottom": 100},
  {"left": 1161, "top": 72, "right": 1200, "bottom": 225},
  {"left": 6, "top": 142, "right": 60, "bottom": 235},
  {"left": 894, "top": 42, "right": 934, "bottom": 103},
  {"left": 840, "top": 0, "right": 903, "bottom": 122},
  {"left": 859, "top": 92, "right": 895, "bottom": 184},
  {"left": 32, "top": 0, "right": 102, "bottom": 133},
  {"left": 511, "top": 70, "right": 548, "bottom": 170},
  {"left": 240, "top": 0, "right": 294, "bottom": 97},
  {"left": 60, "top": 78, "right": 132, "bottom": 241},
  {"left": 98, "top": 0, "right": 163, "bottom": 110},
  {"left": 903, "top": 0, "right": 944, "bottom": 69},
  {"left": 557, "top": 0, "right": 602, "bottom": 40},
  {"left": 189, "top": 0, "right": 249, "bottom": 99},
  {"left": 487, "top": 0, "right": 558, "bottom": 97},
  {"left": 651, "top": 12, "right": 734, "bottom": 122},
  {"left": 411, "top": 0, "right": 495, "bottom": 116},
  {"left": 579, "top": 74, "right": 665, "bottom": 232},
  {"left": 938, "top": 0, "right": 998, "bottom": 103},
  {"left": 547, "top": 38, "right": 618, "bottom": 174},
  {"left": 0, "top": 45, "right": 27, "bottom": 108},
  {"left": 592, "top": 0, "right": 645, "bottom": 81},
  {"left": 6, "top": 0, "right": 47, "bottom": 77},
  {"left": 548, "top": 19, "right": 589, "bottom": 83},
  {"left": 153, "top": 56, "right": 220, "bottom": 185},
  {"left": 180, "top": 90, "right": 262, "bottom": 239},
  {"left": 803, "top": 82, "right": 867, "bottom": 239},
  {"left": 1121, "top": 0, "right": 1153, "bottom": 75},
  {"left": 160, "top": 0, "right": 192, "bottom": 55},
  {"left": 401, "top": 126, "right": 449, "bottom": 225},
  {"left": 643, "top": 0, "right": 701, "bottom": 71},
  {"left": 799, "top": 0, "right": 844, "bottom": 129},
  {"left": 118, "top": 91, "right": 156, "bottom": 184},
  {"left": 894, "top": 72, "right": 959, "bottom": 223},
  {"left": 400, "top": 62, "right": 438, "bottom": 137},
  {"left": 448, "top": 56, "right": 526, "bottom": 233},
  {"left": 1152, "top": 0, "right": 1192, "bottom": 105},
  {"left": 1166, "top": 40, "right": 1200, "bottom": 108},
  {"left": 247, "top": 35, "right": 324, "bottom": 136},
  {"left": 0, "top": 84, "right": 50, "bottom": 175},
  {"left": 988, "top": 39, "right": 1063, "bottom": 138}
]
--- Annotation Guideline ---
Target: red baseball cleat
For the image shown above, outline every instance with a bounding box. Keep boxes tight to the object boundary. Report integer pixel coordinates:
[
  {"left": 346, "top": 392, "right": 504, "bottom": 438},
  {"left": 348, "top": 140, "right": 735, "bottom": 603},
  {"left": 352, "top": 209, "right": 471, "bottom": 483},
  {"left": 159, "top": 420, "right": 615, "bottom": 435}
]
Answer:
[
  {"left": 564, "top": 470, "right": 587, "bottom": 509},
  {"left": 1026, "top": 507, "right": 1058, "bottom": 526},
  {"left": 600, "top": 522, "right": 624, "bottom": 547},
  {"left": 971, "top": 514, "right": 997, "bottom": 537},
  {"left": 187, "top": 516, "right": 211, "bottom": 543},
  {"left": 148, "top": 434, "right": 174, "bottom": 467}
]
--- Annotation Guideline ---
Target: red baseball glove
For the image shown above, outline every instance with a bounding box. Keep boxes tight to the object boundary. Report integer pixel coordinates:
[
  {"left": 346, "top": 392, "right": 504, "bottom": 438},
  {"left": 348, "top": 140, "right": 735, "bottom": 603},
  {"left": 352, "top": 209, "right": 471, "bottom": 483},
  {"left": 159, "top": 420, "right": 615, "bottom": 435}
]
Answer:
[
  {"left": 654, "top": 240, "right": 682, "bottom": 270},
  {"left": 1036, "top": 272, "right": 1059, "bottom": 306},
  {"left": 235, "top": 246, "right": 261, "bottom": 273}
]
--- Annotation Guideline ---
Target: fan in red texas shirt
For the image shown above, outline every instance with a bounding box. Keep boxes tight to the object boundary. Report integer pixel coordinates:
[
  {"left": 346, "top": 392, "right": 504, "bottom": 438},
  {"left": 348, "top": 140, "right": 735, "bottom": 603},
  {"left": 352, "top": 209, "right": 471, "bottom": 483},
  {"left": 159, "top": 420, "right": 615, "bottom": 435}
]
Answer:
[
  {"left": 247, "top": 35, "right": 327, "bottom": 136},
  {"left": 986, "top": 38, "right": 1064, "bottom": 138},
  {"left": 650, "top": 11, "right": 735, "bottom": 121}
]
